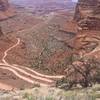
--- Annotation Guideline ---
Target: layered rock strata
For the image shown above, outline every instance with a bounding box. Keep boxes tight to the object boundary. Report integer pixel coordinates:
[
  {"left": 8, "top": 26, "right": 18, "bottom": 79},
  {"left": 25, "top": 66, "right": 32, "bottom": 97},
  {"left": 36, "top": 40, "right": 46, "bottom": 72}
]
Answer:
[{"left": 74, "top": 0, "right": 100, "bottom": 30}]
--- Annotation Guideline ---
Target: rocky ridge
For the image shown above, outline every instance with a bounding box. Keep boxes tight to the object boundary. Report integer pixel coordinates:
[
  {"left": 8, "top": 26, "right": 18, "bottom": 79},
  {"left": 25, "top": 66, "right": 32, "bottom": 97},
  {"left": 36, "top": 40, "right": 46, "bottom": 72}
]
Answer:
[{"left": 74, "top": 0, "right": 100, "bottom": 30}]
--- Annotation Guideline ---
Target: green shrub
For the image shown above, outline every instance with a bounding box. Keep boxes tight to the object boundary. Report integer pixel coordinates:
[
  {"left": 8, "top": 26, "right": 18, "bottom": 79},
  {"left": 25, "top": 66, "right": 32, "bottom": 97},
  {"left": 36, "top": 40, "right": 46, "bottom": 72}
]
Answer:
[
  {"left": 45, "top": 96, "right": 54, "bottom": 100},
  {"left": 23, "top": 93, "right": 34, "bottom": 100}
]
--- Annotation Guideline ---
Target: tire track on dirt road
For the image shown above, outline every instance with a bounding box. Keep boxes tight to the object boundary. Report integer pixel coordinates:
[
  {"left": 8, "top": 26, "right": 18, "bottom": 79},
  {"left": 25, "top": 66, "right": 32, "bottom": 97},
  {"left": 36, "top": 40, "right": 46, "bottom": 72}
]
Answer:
[{"left": 0, "top": 37, "right": 64, "bottom": 90}]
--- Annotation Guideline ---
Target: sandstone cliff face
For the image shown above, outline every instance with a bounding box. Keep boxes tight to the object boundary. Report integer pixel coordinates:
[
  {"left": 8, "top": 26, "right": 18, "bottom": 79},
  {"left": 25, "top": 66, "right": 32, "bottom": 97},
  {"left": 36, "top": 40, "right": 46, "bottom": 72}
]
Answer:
[
  {"left": 0, "top": 0, "right": 15, "bottom": 20},
  {"left": 74, "top": 0, "right": 100, "bottom": 30}
]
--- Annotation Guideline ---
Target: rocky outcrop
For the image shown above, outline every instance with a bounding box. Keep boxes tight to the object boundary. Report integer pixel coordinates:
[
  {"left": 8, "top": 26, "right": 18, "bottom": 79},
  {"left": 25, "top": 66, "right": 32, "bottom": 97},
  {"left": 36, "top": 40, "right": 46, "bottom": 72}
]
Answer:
[
  {"left": 74, "top": 0, "right": 100, "bottom": 30},
  {"left": 0, "top": 0, "right": 15, "bottom": 20}
]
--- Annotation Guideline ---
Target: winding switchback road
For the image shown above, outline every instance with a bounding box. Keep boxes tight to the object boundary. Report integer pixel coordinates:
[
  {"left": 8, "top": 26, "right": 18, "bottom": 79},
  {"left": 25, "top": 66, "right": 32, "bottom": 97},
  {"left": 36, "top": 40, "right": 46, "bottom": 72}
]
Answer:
[{"left": 0, "top": 38, "right": 64, "bottom": 90}]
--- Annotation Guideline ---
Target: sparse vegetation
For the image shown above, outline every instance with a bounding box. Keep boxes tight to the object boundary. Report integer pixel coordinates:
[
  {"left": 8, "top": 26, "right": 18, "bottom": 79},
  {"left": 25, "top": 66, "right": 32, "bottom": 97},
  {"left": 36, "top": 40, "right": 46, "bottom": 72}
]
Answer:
[
  {"left": 0, "top": 0, "right": 100, "bottom": 100},
  {"left": 45, "top": 96, "right": 54, "bottom": 100},
  {"left": 1, "top": 86, "right": 100, "bottom": 100},
  {"left": 23, "top": 93, "right": 34, "bottom": 100},
  {"left": 32, "top": 83, "right": 40, "bottom": 88},
  {"left": 56, "top": 57, "right": 100, "bottom": 89}
]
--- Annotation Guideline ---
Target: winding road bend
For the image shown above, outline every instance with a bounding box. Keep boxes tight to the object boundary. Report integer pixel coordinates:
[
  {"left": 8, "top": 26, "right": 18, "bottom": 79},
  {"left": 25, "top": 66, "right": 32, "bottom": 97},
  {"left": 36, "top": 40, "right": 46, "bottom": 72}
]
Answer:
[{"left": 0, "top": 38, "right": 64, "bottom": 90}]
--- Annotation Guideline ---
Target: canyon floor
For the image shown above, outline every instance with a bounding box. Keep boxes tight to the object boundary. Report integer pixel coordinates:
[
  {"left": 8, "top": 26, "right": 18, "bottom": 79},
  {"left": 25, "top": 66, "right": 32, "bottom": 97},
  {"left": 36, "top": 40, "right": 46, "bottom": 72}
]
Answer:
[
  {"left": 0, "top": 1, "right": 77, "bottom": 90},
  {"left": 0, "top": 2, "right": 100, "bottom": 99}
]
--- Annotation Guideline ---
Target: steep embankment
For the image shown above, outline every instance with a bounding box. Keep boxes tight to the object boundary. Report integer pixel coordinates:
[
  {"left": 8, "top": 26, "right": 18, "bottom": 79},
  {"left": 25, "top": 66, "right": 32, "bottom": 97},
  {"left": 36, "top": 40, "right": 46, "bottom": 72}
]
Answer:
[{"left": 72, "top": 0, "right": 100, "bottom": 58}]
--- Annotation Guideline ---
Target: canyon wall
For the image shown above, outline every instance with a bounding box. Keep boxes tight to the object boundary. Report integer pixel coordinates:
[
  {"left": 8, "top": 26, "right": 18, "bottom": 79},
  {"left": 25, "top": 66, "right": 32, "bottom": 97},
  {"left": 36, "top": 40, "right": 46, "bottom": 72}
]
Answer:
[
  {"left": 74, "top": 0, "right": 100, "bottom": 30},
  {"left": 0, "top": 0, "right": 15, "bottom": 20}
]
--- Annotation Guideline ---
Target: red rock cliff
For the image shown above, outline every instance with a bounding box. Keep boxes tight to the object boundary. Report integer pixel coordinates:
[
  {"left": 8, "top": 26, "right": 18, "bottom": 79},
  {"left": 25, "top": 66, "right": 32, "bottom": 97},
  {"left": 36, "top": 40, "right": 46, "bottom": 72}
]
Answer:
[{"left": 74, "top": 0, "right": 100, "bottom": 30}]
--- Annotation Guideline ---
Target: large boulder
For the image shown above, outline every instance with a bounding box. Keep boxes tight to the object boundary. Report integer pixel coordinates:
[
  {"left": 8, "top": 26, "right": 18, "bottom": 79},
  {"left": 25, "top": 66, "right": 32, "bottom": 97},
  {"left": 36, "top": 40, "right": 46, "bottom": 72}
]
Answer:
[{"left": 0, "top": 0, "right": 15, "bottom": 20}]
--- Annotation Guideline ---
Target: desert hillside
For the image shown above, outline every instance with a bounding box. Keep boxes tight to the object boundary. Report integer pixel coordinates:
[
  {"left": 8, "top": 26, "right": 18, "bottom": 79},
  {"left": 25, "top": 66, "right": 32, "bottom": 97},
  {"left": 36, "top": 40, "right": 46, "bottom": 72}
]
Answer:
[
  {"left": 0, "top": 0, "right": 77, "bottom": 90},
  {"left": 0, "top": 0, "right": 99, "bottom": 99}
]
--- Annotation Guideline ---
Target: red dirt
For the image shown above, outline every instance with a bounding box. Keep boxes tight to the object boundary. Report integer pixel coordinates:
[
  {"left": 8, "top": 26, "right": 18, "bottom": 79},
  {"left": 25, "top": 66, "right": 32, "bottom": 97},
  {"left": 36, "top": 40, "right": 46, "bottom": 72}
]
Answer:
[
  {"left": 6, "top": 40, "right": 30, "bottom": 66},
  {"left": 0, "top": 36, "right": 16, "bottom": 61},
  {"left": 0, "top": 68, "right": 33, "bottom": 89}
]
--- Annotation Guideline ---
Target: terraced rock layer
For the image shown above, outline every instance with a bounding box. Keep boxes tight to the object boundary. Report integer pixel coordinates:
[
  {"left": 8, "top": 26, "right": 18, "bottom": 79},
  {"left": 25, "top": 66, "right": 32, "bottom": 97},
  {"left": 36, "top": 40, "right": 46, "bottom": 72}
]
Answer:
[{"left": 74, "top": 0, "right": 100, "bottom": 30}]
